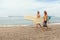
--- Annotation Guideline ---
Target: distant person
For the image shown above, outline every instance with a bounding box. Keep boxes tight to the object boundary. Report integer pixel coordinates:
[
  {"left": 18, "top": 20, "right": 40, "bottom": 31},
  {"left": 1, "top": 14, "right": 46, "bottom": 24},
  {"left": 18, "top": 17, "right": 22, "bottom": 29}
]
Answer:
[{"left": 43, "top": 11, "right": 48, "bottom": 30}]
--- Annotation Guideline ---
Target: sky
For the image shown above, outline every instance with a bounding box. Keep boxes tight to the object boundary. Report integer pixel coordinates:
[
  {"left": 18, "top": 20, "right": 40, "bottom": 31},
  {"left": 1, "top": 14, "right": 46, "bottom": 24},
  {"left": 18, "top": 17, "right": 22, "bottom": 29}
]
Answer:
[{"left": 0, "top": 0, "right": 60, "bottom": 17}]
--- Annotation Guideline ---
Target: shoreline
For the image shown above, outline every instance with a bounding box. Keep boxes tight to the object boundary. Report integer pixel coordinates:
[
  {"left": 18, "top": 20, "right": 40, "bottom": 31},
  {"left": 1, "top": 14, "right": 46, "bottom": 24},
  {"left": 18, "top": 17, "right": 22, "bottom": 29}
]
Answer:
[{"left": 0, "top": 23, "right": 60, "bottom": 27}]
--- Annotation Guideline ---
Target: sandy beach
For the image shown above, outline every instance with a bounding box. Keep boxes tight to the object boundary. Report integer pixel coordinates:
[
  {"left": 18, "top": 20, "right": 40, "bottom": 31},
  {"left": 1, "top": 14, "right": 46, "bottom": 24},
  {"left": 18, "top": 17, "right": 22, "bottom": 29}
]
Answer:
[{"left": 0, "top": 25, "right": 60, "bottom": 40}]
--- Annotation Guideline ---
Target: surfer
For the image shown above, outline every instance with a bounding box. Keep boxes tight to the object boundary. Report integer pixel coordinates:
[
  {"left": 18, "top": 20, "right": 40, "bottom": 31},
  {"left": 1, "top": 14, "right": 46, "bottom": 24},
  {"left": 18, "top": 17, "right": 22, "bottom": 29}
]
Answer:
[
  {"left": 36, "top": 11, "right": 42, "bottom": 29},
  {"left": 43, "top": 11, "right": 48, "bottom": 30}
]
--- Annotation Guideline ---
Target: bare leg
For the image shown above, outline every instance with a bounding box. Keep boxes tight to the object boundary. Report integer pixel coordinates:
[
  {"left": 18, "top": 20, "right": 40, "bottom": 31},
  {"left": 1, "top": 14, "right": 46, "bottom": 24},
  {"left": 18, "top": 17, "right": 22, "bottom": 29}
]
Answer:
[
  {"left": 38, "top": 24, "right": 44, "bottom": 32},
  {"left": 35, "top": 24, "right": 41, "bottom": 31},
  {"left": 36, "top": 24, "right": 38, "bottom": 28},
  {"left": 46, "top": 26, "right": 49, "bottom": 30},
  {"left": 35, "top": 24, "right": 38, "bottom": 31}
]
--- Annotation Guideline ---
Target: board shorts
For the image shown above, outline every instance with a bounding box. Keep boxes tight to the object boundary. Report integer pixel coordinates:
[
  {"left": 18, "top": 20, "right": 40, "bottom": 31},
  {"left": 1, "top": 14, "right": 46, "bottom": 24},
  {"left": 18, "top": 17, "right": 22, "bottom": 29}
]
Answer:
[{"left": 43, "top": 21, "right": 47, "bottom": 27}]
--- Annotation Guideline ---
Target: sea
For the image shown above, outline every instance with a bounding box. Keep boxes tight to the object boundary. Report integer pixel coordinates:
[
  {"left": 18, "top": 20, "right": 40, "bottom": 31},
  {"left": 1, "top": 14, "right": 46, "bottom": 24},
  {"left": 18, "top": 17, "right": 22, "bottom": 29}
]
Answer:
[{"left": 0, "top": 16, "right": 60, "bottom": 26}]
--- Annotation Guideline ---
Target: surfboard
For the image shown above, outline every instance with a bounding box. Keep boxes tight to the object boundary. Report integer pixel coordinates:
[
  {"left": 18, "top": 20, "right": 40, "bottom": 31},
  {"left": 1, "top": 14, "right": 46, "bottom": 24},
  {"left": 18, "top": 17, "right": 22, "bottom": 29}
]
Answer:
[
  {"left": 48, "top": 16, "right": 51, "bottom": 20},
  {"left": 24, "top": 16, "right": 34, "bottom": 20},
  {"left": 24, "top": 16, "right": 43, "bottom": 24}
]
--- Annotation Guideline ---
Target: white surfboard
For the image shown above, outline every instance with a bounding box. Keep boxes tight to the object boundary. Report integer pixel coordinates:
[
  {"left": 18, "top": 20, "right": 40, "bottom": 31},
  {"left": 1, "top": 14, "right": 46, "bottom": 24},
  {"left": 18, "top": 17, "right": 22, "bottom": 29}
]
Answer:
[{"left": 24, "top": 16, "right": 43, "bottom": 24}]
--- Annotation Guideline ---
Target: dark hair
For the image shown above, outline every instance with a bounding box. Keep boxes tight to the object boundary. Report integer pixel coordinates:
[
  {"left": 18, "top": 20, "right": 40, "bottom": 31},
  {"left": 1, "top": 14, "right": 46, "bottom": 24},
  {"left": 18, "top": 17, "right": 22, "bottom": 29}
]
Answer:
[
  {"left": 44, "top": 11, "right": 47, "bottom": 15},
  {"left": 37, "top": 11, "right": 39, "bottom": 14}
]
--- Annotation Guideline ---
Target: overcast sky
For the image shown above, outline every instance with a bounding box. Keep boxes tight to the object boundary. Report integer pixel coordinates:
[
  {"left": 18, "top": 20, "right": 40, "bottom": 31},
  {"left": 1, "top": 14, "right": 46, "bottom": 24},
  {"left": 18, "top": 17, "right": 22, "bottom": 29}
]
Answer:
[{"left": 0, "top": 0, "right": 60, "bottom": 17}]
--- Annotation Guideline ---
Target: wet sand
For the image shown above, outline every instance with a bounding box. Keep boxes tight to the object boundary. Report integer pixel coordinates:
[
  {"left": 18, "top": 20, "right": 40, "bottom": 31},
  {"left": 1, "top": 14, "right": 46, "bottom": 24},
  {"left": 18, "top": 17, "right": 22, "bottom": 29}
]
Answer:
[{"left": 0, "top": 25, "right": 60, "bottom": 40}]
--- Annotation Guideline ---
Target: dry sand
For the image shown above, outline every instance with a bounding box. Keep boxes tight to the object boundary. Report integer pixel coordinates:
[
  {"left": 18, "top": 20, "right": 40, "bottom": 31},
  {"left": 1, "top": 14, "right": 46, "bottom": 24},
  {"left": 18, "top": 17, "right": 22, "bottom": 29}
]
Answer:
[{"left": 0, "top": 25, "right": 60, "bottom": 40}]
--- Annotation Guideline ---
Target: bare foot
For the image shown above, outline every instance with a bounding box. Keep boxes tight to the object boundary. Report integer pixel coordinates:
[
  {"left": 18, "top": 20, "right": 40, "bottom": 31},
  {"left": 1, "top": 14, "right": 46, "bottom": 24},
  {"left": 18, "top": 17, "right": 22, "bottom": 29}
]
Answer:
[{"left": 40, "top": 27, "right": 45, "bottom": 32}]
